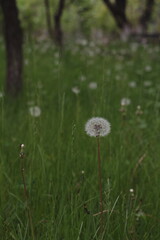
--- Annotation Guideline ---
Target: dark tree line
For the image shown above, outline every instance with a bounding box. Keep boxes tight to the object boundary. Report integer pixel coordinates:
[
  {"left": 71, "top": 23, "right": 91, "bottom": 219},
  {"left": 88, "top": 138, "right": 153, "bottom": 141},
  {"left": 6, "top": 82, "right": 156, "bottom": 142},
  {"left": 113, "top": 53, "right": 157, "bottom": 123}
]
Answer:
[
  {"left": 44, "top": 0, "right": 66, "bottom": 46},
  {"left": 103, "top": 0, "right": 155, "bottom": 32},
  {"left": 0, "top": 0, "right": 157, "bottom": 96}
]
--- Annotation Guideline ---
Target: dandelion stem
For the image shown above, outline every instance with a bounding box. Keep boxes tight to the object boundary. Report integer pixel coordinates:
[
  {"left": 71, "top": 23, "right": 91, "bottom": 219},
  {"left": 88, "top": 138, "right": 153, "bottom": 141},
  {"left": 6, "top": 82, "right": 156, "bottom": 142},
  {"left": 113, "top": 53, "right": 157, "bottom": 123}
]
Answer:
[
  {"left": 20, "top": 145, "right": 35, "bottom": 240},
  {"left": 97, "top": 137, "right": 103, "bottom": 235}
]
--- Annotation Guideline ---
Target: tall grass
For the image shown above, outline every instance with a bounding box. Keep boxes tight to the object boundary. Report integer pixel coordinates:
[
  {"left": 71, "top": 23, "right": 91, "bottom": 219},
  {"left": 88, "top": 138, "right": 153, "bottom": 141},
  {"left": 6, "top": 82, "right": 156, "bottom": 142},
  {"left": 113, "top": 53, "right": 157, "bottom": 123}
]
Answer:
[{"left": 0, "top": 40, "right": 160, "bottom": 239}]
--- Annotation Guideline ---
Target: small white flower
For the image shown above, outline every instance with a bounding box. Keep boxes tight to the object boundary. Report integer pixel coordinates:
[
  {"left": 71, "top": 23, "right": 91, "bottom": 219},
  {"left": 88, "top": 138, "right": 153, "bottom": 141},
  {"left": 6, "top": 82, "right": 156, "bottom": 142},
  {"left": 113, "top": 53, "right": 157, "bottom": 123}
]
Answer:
[
  {"left": 88, "top": 82, "right": 97, "bottom": 89},
  {"left": 128, "top": 81, "right": 137, "bottom": 88},
  {"left": 116, "top": 75, "right": 120, "bottom": 81},
  {"left": 79, "top": 75, "right": 86, "bottom": 82},
  {"left": 85, "top": 117, "right": 111, "bottom": 137},
  {"left": 129, "top": 188, "right": 134, "bottom": 193},
  {"left": 0, "top": 92, "right": 4, "bottom": 98},
  {"left": 121, "top": 98, "right": 131, "bottom": 106},
  {"left": 24, "top": 59, "right": 29, "bottom": 65},
  {"left": 145, "top": 65, "right": 152, "bottom": 72},
  {"left": 29, "top": 106, "right": 41, "bottom": 117},
  {"left": 143, "top": 81, "right": 152, "bottom": 87},
  {"left": 72, "top": 86, "right": 80, "bottom": 95}
]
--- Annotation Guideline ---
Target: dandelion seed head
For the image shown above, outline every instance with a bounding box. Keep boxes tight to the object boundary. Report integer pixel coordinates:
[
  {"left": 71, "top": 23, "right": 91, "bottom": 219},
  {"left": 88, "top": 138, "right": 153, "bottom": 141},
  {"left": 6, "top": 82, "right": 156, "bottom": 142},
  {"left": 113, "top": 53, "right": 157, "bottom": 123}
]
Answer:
[
  {"left": 29, "top": 106, "right": 41, "bottom": 117},
  {"left": 129, "top": 188, "right": 134, "bottom": 193},
  {"left": 85, "top": 117, "right": 111, "bottom": 137},
  {"left": 79, "top": 75, "right": 86, "bottom": 82},
  {"left": 144, "top": 80, "right": 152, "bottom": 87},
  {"left": 20, "top": 144, "right": 25, "bottom": 149},
  {"left": 0, "top": 92, "right": 4, "bottom": 98},
  {"left": 145, "top": 65, "right": 152, "bottom": 72},
  {"left": 72, "top": 86, "right": 80, "bottom": 95},
  {"left": 121, "top": 98, "right": 131, "bottom": 106},
  {"left": 128, "top": 81, "right": 137, "bottom": 88},
  {"left": 88, "top": 82, "right": 97, "bottom": 89}
]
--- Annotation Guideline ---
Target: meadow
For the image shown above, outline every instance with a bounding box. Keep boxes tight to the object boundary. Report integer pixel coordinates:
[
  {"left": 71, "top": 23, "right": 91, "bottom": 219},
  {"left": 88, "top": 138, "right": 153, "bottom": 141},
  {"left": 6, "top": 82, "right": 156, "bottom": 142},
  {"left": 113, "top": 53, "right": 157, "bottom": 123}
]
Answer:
[{"left": 0, "top": 39, "right": 160, "bottom": 239}]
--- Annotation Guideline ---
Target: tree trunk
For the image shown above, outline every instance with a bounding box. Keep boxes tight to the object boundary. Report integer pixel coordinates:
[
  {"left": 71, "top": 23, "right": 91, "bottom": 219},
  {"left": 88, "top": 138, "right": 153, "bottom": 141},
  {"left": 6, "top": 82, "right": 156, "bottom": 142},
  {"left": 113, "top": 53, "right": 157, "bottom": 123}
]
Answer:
[
  {"left": 103, "top": 0, "right": 131, "bottom": 29},
  {"left": 0, "top": 0, "right": 23, "bottom": 96},
  {"left": 139, "top": 0, "right": 155, "bottom": 32},
  {"left": 54, "top": 0, "right": 65, "bottom": 47},
  {"left": 44, "top": 0, "right": 53, "bottom": 40}
]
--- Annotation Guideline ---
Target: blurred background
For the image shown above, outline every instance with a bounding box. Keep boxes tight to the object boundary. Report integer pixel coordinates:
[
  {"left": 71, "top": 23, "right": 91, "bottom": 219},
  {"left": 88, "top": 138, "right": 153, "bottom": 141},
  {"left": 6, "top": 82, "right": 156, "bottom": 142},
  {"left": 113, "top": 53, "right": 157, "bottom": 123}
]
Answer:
[{"left": 0, "top": 0, "right": 160, "bottom": 95}]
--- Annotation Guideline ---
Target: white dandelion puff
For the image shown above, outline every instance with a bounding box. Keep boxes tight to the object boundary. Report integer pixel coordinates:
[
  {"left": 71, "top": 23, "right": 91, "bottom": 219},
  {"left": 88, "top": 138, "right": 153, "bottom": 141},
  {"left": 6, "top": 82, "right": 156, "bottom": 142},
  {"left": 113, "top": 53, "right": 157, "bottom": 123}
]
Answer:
[
  {"left": 129, "top": 188, "right": 134, "bottom": 193},
  {"left": 79, "top": 75, "right": 86, "bottom": 82},
  {"left": 145, "top": 65, "right": 152, "bottom": 72},
  {"left": 85, "top": 117, "right": 111, "bottom": 137},
  {"left": 128, "top": 81, "right": 137, "bottom": 88},
  {"left": 72, "top": 86, "right": 80, "bottom": 95},
  {"left": 0, "top": 92, "right": 4, "bottom": 98},
  {"left": 143, "top": 80, "right": 152, "bottom": 87},
  {"left": 121, "top": 98, "right": 131, "bottom": 106},
  {"left": 88, "top": 82, "right": 97, "bottom": 89},
  {"left": 29, "top": 106, "right": 41, "bottom": 117}
]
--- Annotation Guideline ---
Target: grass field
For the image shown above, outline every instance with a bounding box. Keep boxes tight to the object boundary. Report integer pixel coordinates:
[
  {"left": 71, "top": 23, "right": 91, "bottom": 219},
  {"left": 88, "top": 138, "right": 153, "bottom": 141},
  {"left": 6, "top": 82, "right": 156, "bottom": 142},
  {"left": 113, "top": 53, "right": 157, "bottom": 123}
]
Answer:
[{"left": 0, "top": 40, "right": 160, "bottom": 239}]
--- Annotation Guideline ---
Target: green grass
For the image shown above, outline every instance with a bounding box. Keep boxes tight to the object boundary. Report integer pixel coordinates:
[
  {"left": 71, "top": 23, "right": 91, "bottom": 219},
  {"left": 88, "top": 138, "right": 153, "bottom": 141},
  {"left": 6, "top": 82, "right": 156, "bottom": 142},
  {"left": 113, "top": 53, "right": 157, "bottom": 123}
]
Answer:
[{"left": 0, "top": 40, "right": 160, "bottom": 239}]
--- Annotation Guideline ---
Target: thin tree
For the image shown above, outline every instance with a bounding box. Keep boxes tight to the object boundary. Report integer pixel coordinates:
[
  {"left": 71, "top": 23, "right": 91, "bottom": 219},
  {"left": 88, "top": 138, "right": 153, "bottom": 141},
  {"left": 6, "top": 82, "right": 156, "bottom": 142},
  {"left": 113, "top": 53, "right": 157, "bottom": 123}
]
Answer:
[
  {"left": 44, "top": 0, "right": 53, "bottom": 40},
  {"left": 54, "top": 0, "right": 66, "bottom": 46},
  {"left": 103, "top": 0, "right": 131, "bottom": 29},
  {"left": 139, "top": 0, "right": 155, "bottom": 32},
  {"left": 0, "top": 0, "right": 23, "bottom": 96}
]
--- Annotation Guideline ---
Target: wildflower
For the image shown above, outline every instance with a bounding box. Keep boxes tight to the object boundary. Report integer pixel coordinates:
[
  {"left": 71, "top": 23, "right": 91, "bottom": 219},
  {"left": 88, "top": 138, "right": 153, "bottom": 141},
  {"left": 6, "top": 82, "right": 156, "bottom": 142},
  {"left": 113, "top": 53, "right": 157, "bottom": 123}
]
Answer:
[
  {"left": 0, "top": 92, "right": 4, "bottom": 98},
  {"left": 88, "top": 82, "right": 97, "bottom": 89},
  {"left": 144, "top": 81, "right": 152, "bottom": 87},
  {"left": 72, "top": 86, "right": 80, "bottom": 95},
  {"left": 79, "top": 75, "right": 86, "bottom": 82},
  {"left": 135, "top": 105, "right": 143, "bottom": 115},
  {"left": 29, "top": 106, "right": 41, "bottom": 117},
  {"left": 121, "top": 98, "right": 131, "bottom": 106},
  {"left": 85, "top": 117, "right": 111, "bottom": 137},
  {"left": 128, "top": 81, "right": 137, "bottom": 88},
  {"left": 85, "top": 117, "right": 111, "bottom": 232},
  {"left": 145, "top": 65, "right": 152, "bottom": 72}
]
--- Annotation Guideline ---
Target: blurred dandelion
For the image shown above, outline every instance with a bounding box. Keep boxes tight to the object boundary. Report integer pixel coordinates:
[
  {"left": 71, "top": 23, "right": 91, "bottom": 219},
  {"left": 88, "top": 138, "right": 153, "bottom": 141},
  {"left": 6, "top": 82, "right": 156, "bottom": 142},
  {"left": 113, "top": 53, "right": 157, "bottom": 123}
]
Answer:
[
  {"left": 85, "top": 117, "right": 111, "bottom": 235},
  {"left": 88, "top": 82, "right": 97, "bottom": 89},
  {"left": 129, "top": 188, "right": 134, "bottom": 193},
  {"left": 0, "top": 92, "right": 4, "bottom": 98},
  {"left": 71, "top": 86, "right": 80, "bottom": 95},
  {"left": 29, "top": 106, "right": 41, "bottom": 117},
  {"left": 128, "top": 81, "right": 137, "bottom": 88},
  {"left": 144, "top": 81, "right": 152, "bottom": 87},
  {"left": 135, "top": 105, "right": 143, "bottom": 116},
  {"left": 79, "top": 75, "right": 86, "bottom": 82},
  {"left": 145, "top": 65, "right": 152, "bottom": 72},
  {"left": 121, "top": 98, "right": 131, "bottom": 106},
  {"left": 120, "top": 98, "right": 131, "bottom": 118}
]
